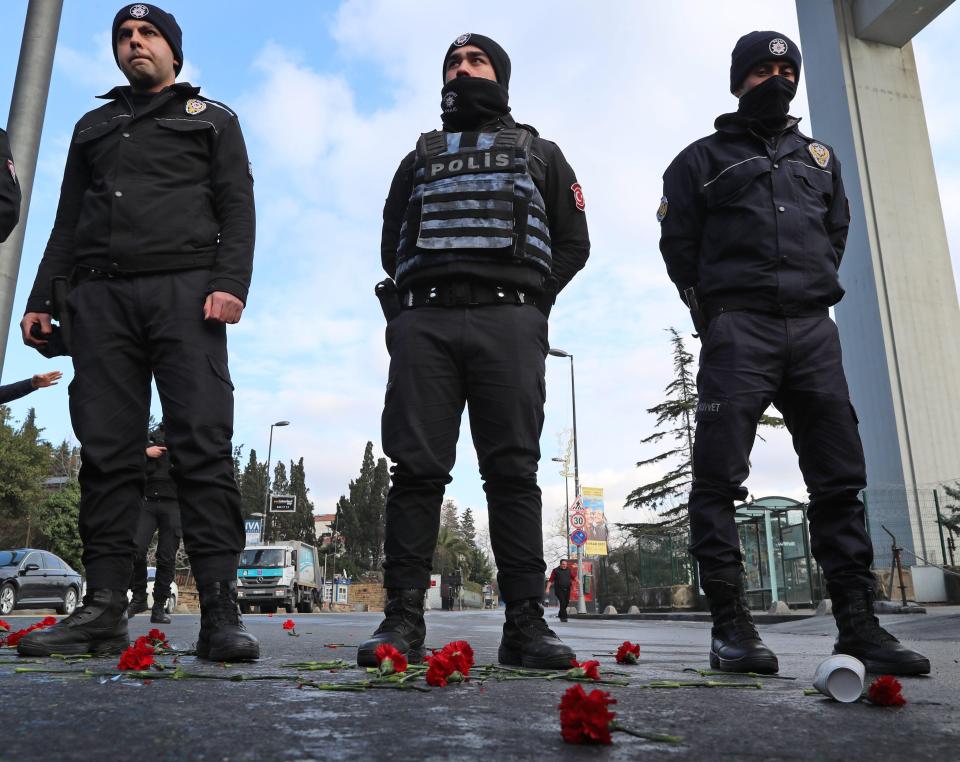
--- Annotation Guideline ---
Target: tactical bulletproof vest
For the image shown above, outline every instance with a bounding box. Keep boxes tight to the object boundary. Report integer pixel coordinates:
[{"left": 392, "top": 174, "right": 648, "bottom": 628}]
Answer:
[{"left": 395, "top": 128, "right": 552, "bottom": 280}]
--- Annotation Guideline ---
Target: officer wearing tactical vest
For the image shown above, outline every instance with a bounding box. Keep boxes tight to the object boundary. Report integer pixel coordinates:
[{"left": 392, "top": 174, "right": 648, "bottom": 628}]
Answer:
[
  {"left": 18, "top": 4, "right": 258, "bottom": 662},
  {"left": 0, "top": 127, "right": 21, "bottom": 242},
  {"left": 128, "top": 423, "right": 182, "bottom": 625},
  {"left": 361, "top": 33, "right": 590, "bottom": 669},
  {"left": 659, "top": 31, "right": 929, "bottom": 676}
]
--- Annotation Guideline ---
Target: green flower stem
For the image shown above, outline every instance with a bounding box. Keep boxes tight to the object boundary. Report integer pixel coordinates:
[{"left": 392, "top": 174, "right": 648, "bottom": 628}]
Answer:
[
  {"left": 281, "top": 660, "right": 352, "bottom": 671},
  {"left": 642, "top": 680, "right": 762, "bottom": 689},
  {"left": 610, "top": 723, "right": 682, "bottom": 745},
  {"left": 683, "top": 668, "right": 796, "bottom": 681}
]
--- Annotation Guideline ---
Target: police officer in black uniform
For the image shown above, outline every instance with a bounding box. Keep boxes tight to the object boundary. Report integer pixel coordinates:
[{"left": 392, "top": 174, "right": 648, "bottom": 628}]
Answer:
[
  {"left": 0, "top": 127, "right": 21, "bottom": 242},
  {"left": 18, "top": 4, "right": 257, "bottom": 661},
  {"left": 359, "top": 33, "right": 590, "bottom": 669},
  {"left": 659, "top": 31, "right": 929, "bottom": 676},
  {"left": 128, "top": 423, "right": 182, "bottom": 625}
]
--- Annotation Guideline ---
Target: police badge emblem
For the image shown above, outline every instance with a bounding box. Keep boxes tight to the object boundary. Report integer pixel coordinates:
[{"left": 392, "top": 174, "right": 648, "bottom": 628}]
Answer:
[
  {"left": 442, "top": 91, "right": 457, "bottom": 112},
  {"left": 129, "top": 4, "right": 149, "bottom": 18},
  {"left": 656, "top": 196, "right": 668, "bottom": 222},
  {"left": 769, "top": 38, "right": 788, "bottom": 56},
  {"left": 453, "top": 33, "right": 471, "bottom": 47},
  {"left": 808, "top": 142, "right": 831, "bottom": 168},
  {"left": 185, "top": 99, "right": 207, "bottom": 115}
]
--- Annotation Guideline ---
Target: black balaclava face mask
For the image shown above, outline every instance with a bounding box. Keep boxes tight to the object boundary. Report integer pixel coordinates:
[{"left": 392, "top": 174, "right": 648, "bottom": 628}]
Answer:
[
  {"left": 737, "top": 75, "right": 797, "bottom": 132},
  {"left": 440, "top": 76, "right": 510, "bottom": 131}
]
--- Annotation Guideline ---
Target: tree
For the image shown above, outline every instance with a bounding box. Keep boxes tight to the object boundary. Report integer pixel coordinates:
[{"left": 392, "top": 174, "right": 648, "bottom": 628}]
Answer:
[
  {"left": 34, "top": 481, "right": 83, "bottom": 572},
  {"left": 434, "top": 526, "right": 472, "bottom": 576},
  {"left": 942, "top": 484, "right": 960, "bottom": 534},
  {"left": 623, "top": 328, "right": 782, "bottom": 533},
  {"left": 460, "top": 507, "right": 477, "bottom": 546},
  {"left": 440, "top": 499, "right": 460, "bottom": 535},
  {"left": 239, "top": 448, "right": 267, "bottom": 520},
  {"left": 335, "top": 442, "right": 388, "bottom": 572},
  {"left": 0, "top": 406, "right": 50, "bottom": 547},
  {"left": 271, "top": 457, "right": 317, "bottom": 544}
]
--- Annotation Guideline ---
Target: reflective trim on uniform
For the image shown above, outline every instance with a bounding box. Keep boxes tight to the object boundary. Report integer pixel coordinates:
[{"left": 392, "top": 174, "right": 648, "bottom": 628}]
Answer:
[
  {"left": 786, "top": 158, "right": 831, "bottom": 175},
  {"left": 397, "top": 128, "right": 552, "bottom": 279},
  {"left": 702, "top": 155, "right": 766, "bottom": 187}
]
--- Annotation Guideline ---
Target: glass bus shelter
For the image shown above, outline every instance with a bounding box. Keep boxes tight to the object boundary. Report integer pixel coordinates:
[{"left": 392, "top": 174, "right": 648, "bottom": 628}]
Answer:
[{"left": 736, "top": 496, "right": 824, "bottom": 609}]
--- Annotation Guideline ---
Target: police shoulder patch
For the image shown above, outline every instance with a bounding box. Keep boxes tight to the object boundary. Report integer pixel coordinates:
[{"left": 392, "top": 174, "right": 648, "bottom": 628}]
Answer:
[
  {"left": 808, "top": 142, "right": 830, "bottom": 168},
  {"left": 571, "top": 183, "right": 585, "bottom": 211},
  {"left": 185, "top": 98, "right": 207, "bottom": 115},
  {"left": 656, "top": 196, "right": 668, "bottom": 222}
]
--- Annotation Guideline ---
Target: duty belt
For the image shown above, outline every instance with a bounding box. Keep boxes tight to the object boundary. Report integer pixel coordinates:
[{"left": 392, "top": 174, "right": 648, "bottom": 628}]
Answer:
[{"left": 401, "top": 281, "right": 541, "bottom": 308}]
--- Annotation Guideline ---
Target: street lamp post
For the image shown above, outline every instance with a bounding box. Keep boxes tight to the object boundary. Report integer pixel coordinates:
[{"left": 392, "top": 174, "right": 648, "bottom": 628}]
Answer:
[
  {"left": 551, "top": 456, "right": 571, "bottom": 555},
  {"left": 548, "top": 348, "right": 587, "bottom": 614},
  {"left": 262, "top": 420, "right": 290, "bottom": 544}
]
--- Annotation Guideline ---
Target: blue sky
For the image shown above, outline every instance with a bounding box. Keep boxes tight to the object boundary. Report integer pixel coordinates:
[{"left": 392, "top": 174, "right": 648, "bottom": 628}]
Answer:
[{"left": 1, "top": 1, "right": 958, "bottom": 564}]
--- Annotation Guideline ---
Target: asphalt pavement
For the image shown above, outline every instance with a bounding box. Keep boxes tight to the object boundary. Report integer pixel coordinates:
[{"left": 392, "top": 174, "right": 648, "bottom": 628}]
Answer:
[{"left": 3, "top": 607, "right": 958, "bottom": 761}]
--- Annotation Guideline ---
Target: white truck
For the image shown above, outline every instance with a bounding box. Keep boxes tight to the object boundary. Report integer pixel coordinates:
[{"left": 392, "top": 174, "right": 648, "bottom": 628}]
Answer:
[{"left": 236, "top": 541, "right": 320, "bottom": 614}]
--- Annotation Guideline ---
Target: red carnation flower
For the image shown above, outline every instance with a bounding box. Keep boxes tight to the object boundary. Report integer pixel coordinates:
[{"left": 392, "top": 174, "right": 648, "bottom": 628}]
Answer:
[
  {"left": 440, "top": 640, "right": 475, "bottom": 677},
  {"left": 615, "top": 641, "right": 640, "bottom": 665},
  {"left": 567, "top": 659, "right": 602, "bottom": 680},
  {"left": 118, "top": 639, "right": 155, "bottom": 671},
  {"left": 4, "top": 616, "right": 58, "bottom": 647},
  {"left": 868, "top": 675, "right": 906, "bottom": 707},
  {"left": 147, "top": 628, "right": 169, "bottom": 644},
  {"left": 282, "top": 619, "right": 299, "bottom": 636},
  {"left": 425, "top": 651, "right": 462, "bottom": 687},
  {"left": 40, "top": 616, "right": 57, "bottom": 627},
  {"left": 0, "top": 619, "right": 10, "bottom": 631},
  {"left": 375, "top": 643, "right": 408, "bottom": 675},
  {"left": 559, "top": 684, "right": 617, "bottom": 745}
]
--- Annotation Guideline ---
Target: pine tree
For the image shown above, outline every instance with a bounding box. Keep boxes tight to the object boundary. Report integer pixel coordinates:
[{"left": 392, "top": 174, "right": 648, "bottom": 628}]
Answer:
[
  {"left": 460, "top": 507, "right": 477, "bottom": 547},
  {"left": 266, "top": 461, "right": 290, "bottom": 541},
  {"left": 240, "top": 448, "right": 268, "bottom": 520},
  {"left": 336, "top": 442, "right": 388, "bottom": 571},
  {"left": 623, "top": 327, "right": 782, "bottom": 533},
  {"left": 440, "top": 499, "right": 460, "bottom": 535},
  {"left": 286, "top": 457, "right": 317, "bottom": 544}
]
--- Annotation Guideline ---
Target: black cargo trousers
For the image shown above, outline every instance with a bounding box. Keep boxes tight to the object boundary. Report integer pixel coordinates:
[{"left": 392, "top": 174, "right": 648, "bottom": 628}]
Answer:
[
  {"left": 689, "top": 311, "right": 874, "bottom": 587},
  {"left": 131, "top": 498, "right": 183, "bottom": 600},
  {"left": 68, "top": 268, "right": 244, "bottom": 591},
  {"left": 381, "top": 302, "right": 549, "bottom": 603}
]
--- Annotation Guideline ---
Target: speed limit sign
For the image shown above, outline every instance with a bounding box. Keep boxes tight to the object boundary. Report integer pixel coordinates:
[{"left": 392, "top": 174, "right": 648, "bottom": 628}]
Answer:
[{"left": 570, "top": 512, "right": 586, "bottom": 529}]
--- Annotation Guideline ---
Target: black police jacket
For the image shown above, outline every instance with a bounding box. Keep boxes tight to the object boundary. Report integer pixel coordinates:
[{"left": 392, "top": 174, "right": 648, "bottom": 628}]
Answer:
[
  {"left": 26, "top": 83, "right": 255, "bottom": 313},
  {"left": 382, "top": 115, "right": 590, "bottom": 293},
  {"left": 0, "top": 128, "right": 21, "bottom": 243},
  {"left": 659, "top": 115, "right": 850, "bottom": 316},
  {"left": 145, "top": 446, "right": 177, "bottom": 500}
]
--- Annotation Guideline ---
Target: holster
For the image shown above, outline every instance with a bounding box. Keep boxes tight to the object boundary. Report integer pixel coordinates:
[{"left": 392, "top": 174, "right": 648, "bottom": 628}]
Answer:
[
  {"left": 29, "top": 276, "right": 72, "bottom": 358},
  {"left": 375, "top": 278, "right": 402, "bottom": 323},
  {"left": 684, "top": 286, "right": 708, "bottom": 338}
]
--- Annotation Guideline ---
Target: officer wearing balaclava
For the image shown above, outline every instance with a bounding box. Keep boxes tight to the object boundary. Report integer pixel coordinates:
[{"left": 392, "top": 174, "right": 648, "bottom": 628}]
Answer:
[
  {"left": 0, "top": 127, "right": 21, "bottom": 242},
  {"left": 657, "top": 31, "right": 929, "bottom": 677},
  {"left": 362, "top": 33, "right": 590, "bottom": 670}
]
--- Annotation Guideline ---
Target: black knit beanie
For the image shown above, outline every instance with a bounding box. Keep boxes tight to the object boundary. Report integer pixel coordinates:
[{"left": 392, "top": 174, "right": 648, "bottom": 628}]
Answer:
[
  {"left": 729, "top": 31, "right": 800, "bottom": 93},
  {"left": 112, "top": 4, "right": 184, "bottom": 75},
  {"left": 443, "top": 33, "right": 511, "bottom": 88}
]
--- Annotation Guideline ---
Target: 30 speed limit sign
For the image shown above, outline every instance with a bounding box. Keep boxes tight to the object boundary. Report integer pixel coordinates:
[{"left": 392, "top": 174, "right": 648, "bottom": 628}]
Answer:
[{"left": 570, "top": 512, "right": 586, "bottom": 529}]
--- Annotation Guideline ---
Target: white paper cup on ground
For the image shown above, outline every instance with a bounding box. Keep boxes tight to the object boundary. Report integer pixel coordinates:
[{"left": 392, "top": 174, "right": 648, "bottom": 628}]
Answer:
[{"left": 813, "top": 655, "right": 866, "bottom": 703}]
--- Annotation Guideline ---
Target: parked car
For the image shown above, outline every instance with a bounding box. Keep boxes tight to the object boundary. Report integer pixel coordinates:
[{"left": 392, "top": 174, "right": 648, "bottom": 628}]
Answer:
[
  {"left": 0, "top": 548, "right": 83, "bottom": 616},
  {"left": 127, "top": 567, "right": 179, "bottom": 615}
]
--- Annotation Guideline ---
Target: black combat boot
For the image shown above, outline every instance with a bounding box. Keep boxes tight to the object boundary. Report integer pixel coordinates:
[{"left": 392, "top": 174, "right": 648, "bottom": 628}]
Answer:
[
  {"left": 150, "top": 592, "right": 172, "bottom": 625},
  {"left": 128, "top": 590, "right": 149, "bottom": 618},
  {"left": 703, "top": 577, "right": 779, "bottom": 674},
  {"left": 16, "top": 589, "right": 129, "bottom": 657},
  {"left": 829, "top": 582, "right": 930, "bottom": 675},
  {"left": 357, "top": 588, "right": 426, "bottom": 667},
  {"left": 498, "top": 598, "right": 576, "bottom": 670},
  {"left": 196, "top": 580, "right": 260, "bottom": 661}
]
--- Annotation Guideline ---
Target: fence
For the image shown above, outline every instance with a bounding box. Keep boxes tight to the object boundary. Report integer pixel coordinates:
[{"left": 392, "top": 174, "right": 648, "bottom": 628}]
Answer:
[
  {"left": 634, "top": 530, "right": 695, "bottom": 588},
  {"left": 863, "top": 486, "right": 959, "bottom": 572}
]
